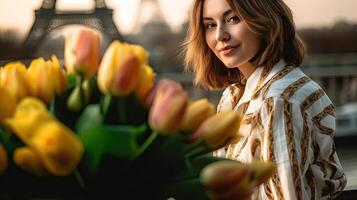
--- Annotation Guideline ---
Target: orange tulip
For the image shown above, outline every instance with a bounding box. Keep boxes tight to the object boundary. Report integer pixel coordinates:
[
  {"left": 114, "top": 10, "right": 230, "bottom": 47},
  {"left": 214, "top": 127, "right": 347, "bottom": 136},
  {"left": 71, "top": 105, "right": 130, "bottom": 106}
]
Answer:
[
  {"left": 180, "top": 98, "right": 215, "bottom": 133},
  {"left": 148, "top": 83, "right": 188, "bottom": 135},
  {"left": 97, "top": 41, "right": 148, "bottom": 96},
  {"left": 65, "top": 28, "right": 100, "bottom": 79},
  {"left": 135, "top": 64, "right": 155, "bottom": 103}
]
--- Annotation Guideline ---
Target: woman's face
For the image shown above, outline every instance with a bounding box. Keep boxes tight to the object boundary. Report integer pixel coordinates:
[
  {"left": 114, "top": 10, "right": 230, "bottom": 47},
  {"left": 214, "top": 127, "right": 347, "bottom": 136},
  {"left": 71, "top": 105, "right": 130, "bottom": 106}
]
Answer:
[{"left": 202, "top": 0, "right": 261, "bottom": 69}]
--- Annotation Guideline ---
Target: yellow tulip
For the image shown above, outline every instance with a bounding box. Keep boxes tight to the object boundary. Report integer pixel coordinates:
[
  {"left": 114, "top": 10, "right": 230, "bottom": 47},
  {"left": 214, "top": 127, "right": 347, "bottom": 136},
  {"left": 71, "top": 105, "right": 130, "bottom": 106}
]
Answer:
[
  {"left": 65, "top": 28, "right": 100, "bottom": 79},
  {"left": 148, "top": 83, "right": 188, "bottom": 135},
  {"left": 195, "top": 111, "right": 241, "bottom": 150},
  {"left": 27, "top": 56, "right": 67, "bottom": 104},
  {"left": 13, "top": 146, "right": 48, "bottom": 176},
  {"left": 31, "top": 121, "right": 83, "bottom": 176},
  {"left": 247, "top": 160, "right": 276, "bottom": 185},
  {"left": 0, "top": 62, "right": 32, "bottom": 101},
  {"left": 97, "top": 41, "right": 148, "bottom": 96},
  {"left": 135, "top": 64, "right": 155, "bottom": 103},
  {"left": 5, "top": 97, "right": 53, "bottom": 145},
  {"left": 180, "top": 98, "right": 215, "bottom": 133},
  {"left": 0, "top": 143, "right": 8, "bottom": 174},
  {"left": 6, "top": 97, "right": 84, "bottom": 176},
  {"left": 0, "top": 86, "right": 17, "bottom": 123}
]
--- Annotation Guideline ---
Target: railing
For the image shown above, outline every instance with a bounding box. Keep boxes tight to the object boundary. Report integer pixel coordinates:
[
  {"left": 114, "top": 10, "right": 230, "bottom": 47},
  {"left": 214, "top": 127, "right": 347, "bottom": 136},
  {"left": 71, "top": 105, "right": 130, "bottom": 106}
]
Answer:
[{"left": 337, "top": 190, "right": 357, "bottom": 199}]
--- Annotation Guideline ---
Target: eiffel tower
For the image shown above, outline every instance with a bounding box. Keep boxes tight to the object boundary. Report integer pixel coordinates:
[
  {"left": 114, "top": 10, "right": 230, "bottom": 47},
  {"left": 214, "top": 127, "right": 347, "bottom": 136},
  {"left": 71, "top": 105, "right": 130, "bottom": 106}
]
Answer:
[
  {"left": 132, "top": 0, "right": 170, "bottom": 33},
  {"left": 24, "top": 0, "right": 122, "bottom": 57}
]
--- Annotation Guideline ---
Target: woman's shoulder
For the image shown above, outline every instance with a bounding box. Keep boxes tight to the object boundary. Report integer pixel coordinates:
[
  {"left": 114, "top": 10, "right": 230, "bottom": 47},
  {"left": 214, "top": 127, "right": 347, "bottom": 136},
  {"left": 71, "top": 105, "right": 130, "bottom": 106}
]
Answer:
[
  {"left": 264, "top": 67, "right": 328, "bottom": 102},
  {"left": 262, "top": 67, "right": 334, "bottom": 116}
]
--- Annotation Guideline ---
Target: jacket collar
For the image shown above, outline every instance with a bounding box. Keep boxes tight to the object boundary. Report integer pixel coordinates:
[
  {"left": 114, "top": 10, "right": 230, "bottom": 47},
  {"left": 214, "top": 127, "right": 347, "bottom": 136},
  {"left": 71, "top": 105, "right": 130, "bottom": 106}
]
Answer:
[{"left": 235, "top": 60, "right": 286, "bottom": 109}]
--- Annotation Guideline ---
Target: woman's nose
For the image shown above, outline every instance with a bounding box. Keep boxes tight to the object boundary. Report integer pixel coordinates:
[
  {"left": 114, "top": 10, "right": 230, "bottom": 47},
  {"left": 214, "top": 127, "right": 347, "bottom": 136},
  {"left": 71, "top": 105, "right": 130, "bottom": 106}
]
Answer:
[{"left": 215, "top": 26, "right": 230, "bottom": 41}]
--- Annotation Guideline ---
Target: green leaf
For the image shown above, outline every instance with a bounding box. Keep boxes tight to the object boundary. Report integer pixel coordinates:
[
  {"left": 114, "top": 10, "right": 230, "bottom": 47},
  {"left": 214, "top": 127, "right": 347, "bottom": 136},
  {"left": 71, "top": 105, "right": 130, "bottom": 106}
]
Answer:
[
  {"left": 75, "top": 104, "right": 103, "bottom": 134},
  {"left": 163, "top": 178, "right": 208, "bottom": 200},
  {"left": 79, "top": 124, "right": 156, "bottom": 174},
  {"left": 0, "top": 127, "right": 24, "bottom": 154},
  {"left": 185, "top": 155, "right": 227, "bottom": 181},
  {"left": 102, "top": 94, "right": 148, "bottom": 126}
]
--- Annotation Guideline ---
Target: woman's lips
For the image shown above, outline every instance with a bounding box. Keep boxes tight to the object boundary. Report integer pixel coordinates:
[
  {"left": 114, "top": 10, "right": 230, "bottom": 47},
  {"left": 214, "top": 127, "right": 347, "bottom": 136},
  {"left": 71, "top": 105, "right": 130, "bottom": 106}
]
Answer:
[{"left": 218, "top": 45, "right": 239, "bottom": 55}]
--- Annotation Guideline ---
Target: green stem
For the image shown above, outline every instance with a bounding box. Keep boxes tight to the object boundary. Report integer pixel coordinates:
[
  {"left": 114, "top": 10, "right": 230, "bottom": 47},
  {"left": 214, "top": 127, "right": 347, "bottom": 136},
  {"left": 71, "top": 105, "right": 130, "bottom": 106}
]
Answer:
[
  {"left": 184, "top": 140, "right": 207, "bottom": 154},
  {"left": 136, "top": 131, "right": 159, "bottom": 157},
  {"left": 102, "top": 93, "right": 112, "bottom": 116},
  {"left": 74, "top": 168, "right": 85, "bottom": 190},
  {"left": 183, "top": 141, "right": 210, "bottom": 175}
]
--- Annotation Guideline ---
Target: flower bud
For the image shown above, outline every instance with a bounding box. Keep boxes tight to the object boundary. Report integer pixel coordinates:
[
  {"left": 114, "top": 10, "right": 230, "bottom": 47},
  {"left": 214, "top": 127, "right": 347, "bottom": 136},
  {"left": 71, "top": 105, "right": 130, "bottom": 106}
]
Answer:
[
  {"left": 98, "top": 41, "right": 148, "bottom": 96},
  {"left": 194, "top": 111, "right": 241, "bottom": 150},
  {"left": 65, "top": 28, "right": 100, "bottom": 79},
  {"left": 148, "top": 83, "right": 188, "bottom": 135},
  {"left": 31, "top": 121, "right": 84, "bottom": 176},
  {"left": 0, "top": 86, "right": 17, "bottom": 123},
  {"left": 180, "top": 98, "right": 215, "bottom": 133},
  {"left": 28, "top": 56, "right": 67, "bottom": 104},
  {"left": 66, "top": 86, "right": 83, "bottom": 111},
  {"left": 0, "top": 62, "right": 32, "bottom": 101},
  {"left": 13, "top": 146, "right": 48, "bottom": 176},
  {"left": 0, "top": 143, "right": 8, "bottom": 174}
]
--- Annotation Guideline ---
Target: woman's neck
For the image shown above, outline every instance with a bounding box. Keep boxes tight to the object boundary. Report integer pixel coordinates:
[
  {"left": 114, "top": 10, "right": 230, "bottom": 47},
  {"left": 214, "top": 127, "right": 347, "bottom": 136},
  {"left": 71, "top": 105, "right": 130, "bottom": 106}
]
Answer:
[{"left": 238, "top": 62, "right": 257, "bottom": 79}]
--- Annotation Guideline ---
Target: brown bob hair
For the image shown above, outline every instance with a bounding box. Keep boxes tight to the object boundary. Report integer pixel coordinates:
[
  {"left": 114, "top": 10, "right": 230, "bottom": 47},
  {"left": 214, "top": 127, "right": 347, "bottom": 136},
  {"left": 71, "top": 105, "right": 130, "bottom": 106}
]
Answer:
[{"left": 183, "top": 0, "right": 305, "bottom": 89}]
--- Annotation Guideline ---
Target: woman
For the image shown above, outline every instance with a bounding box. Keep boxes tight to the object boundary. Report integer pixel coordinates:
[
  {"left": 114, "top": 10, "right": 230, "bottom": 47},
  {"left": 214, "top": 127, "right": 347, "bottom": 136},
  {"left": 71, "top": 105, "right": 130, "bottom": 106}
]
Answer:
[{"left": 183, "top": 0, "right": 347, "bottom": 199}]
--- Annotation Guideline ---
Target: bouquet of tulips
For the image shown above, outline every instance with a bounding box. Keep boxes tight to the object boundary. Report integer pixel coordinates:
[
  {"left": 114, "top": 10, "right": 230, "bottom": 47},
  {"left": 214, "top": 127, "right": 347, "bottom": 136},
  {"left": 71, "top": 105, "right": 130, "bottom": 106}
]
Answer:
[{"left": 0, "top": 28, "right": 275, "bottom": 199}]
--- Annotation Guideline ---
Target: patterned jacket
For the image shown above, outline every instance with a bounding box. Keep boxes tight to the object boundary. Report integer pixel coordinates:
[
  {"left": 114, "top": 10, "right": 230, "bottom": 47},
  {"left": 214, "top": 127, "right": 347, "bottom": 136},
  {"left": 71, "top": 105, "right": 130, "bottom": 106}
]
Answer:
[{"left": 214, "top": 60, "right": 347, "bottom": 199}]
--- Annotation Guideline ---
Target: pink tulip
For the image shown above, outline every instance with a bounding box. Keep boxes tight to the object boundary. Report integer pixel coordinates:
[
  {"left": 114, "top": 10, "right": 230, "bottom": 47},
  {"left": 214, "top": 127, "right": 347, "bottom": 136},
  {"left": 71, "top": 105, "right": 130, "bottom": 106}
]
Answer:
[
  {"left": 200, "top": 160, "right": 276, "bottom": 199},
  {"left": 65, "top": 28, "right": 100, "bottom": 79},
  {"left": 148, "top": 82, "right": 188, "bottom": 135},
  {"left": 144, "top": 79, "right": 183, "bottom": 108}
]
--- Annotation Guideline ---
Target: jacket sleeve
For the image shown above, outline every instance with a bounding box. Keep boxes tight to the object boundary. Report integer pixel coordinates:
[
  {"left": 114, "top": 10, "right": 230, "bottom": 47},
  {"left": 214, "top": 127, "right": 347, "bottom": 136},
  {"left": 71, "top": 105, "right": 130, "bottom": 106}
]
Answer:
[{"left": 257, "top": 96, "right": 346, "bottom": 200}]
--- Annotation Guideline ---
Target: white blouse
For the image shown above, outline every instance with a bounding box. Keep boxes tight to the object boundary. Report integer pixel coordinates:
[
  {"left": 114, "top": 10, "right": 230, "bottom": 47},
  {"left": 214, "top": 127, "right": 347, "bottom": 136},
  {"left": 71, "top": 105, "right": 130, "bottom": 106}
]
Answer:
[{"left": 214, "top": 60, "right": 347, "bottom": 200}]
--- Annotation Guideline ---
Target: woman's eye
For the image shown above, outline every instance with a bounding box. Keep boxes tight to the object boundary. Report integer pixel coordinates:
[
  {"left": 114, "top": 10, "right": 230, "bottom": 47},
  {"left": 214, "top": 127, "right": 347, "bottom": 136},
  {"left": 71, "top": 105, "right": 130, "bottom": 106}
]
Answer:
[
  {"left": 227, "top": 16, "right": 240, "bottom": 23},
  {"left": 205, "top": 23, "right": 216, "bottom": 29}
]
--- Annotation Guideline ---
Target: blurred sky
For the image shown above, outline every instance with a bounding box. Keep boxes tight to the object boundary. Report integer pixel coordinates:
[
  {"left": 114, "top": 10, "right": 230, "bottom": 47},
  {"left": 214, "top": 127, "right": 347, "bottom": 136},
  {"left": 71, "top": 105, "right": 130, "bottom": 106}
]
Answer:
[{"left": 1, "top": 0, "right": 357, "bottom": 39}]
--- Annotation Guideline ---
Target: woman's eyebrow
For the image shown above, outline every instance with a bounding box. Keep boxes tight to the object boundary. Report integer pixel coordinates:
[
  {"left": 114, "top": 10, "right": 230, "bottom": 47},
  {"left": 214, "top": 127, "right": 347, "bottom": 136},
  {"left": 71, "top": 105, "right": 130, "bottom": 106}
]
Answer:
[{"left": 203, "top": 9, "right": 233, "bottom": 21}]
